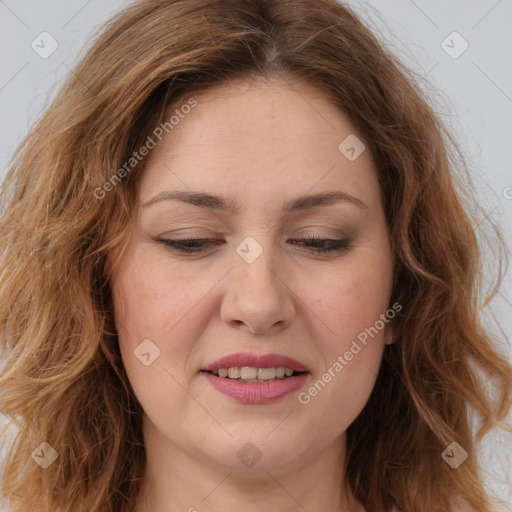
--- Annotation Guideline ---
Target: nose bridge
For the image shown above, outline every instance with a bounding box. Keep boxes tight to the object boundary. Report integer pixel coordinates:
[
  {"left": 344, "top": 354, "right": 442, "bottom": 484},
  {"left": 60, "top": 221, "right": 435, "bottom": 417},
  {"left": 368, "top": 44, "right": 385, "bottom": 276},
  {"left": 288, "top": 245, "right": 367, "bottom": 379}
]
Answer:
[
  {"left": 234, "top": 233, "right": 282, "bottom": 298},
  {"left": 220, "top": 233, "right": 295, "bottom": 334}
]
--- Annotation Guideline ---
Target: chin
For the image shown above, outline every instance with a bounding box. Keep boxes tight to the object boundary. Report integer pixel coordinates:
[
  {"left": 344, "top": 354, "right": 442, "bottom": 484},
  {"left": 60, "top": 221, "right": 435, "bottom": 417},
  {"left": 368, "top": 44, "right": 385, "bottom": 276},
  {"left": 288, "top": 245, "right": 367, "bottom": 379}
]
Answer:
[{"left": 201, "top": 430, "right": 306, "bottom": 473}]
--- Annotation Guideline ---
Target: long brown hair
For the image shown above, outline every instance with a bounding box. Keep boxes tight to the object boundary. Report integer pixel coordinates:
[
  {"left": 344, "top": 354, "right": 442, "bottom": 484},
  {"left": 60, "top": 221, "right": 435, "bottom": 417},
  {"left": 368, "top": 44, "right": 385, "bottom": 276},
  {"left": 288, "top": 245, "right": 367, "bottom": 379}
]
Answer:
[{"left": 1, "top": 1, "right": 510, "bottom": 511}]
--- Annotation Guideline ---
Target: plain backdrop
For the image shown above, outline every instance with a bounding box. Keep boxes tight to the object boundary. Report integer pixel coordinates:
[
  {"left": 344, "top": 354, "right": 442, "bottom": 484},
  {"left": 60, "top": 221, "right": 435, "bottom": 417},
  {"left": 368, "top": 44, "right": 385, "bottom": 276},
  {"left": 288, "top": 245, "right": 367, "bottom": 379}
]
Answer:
[{"left": 0, "top": 0, "right": 511, "bottom": 509}]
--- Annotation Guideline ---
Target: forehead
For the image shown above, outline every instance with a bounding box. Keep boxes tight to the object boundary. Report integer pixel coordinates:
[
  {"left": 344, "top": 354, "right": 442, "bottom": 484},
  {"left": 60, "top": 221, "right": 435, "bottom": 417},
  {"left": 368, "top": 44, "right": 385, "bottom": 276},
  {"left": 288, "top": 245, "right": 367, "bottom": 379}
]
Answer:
[{"left": 138, "top": 78, "right": 379, "bottom": 211}]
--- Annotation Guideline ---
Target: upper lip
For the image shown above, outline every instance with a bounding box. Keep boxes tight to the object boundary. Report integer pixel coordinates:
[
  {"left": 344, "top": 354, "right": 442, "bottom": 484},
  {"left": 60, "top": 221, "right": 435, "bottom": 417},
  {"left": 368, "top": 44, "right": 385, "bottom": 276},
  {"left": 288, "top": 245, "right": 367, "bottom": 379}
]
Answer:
[{"left": 202, "top": 352, "right": 309, "bottom": 372}]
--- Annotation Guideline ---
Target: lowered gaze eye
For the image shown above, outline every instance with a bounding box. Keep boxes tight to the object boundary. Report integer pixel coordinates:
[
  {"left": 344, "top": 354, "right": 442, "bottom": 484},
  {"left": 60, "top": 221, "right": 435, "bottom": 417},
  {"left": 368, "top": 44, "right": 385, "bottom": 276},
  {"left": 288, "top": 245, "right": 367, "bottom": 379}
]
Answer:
[{"left": 158, "top": 237, "right": 351, "bottom": 255}]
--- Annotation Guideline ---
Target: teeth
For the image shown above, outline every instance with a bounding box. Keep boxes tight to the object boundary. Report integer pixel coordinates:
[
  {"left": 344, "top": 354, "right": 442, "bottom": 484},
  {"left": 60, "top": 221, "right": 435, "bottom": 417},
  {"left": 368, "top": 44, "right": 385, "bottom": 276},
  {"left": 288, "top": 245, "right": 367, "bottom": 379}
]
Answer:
[
  {"left": 240, "top": 367, "right": 258, "bottom": 380},
  {"left": 257, "top": 367, "right": 276, "bottom": 380},
  {"left": 212, "top": 366, "right": 297, "bottom": 381},
  {"left": 227, "top": 367, "right": 241, "bottom": 379},
  {"left": 275, "top": 366, "right": 286, "bottom": 378}
]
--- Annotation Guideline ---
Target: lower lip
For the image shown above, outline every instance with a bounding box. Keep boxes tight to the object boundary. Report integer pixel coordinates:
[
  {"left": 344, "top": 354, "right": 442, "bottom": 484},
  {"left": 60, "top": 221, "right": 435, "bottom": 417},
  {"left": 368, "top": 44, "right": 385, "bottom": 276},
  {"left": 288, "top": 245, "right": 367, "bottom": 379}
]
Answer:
[{"left": 201, "top": 371, "right": 309, "bottom": 404}]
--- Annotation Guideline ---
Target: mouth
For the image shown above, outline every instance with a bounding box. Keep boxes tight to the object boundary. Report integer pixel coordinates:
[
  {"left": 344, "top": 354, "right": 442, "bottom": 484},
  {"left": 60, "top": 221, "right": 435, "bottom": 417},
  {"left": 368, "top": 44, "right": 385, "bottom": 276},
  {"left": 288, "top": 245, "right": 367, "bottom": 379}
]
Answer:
[
  {"left": 204, "top": 366, "right": 306, "bottom": 383},
  {"left": 200, "top": 352, "right": 310, "bottom": 403}
]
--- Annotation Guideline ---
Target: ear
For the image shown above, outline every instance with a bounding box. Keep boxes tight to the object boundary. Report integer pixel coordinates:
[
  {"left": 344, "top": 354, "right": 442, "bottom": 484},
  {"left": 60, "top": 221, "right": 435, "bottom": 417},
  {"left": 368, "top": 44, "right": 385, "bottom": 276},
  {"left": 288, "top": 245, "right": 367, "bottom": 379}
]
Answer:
[{"left": 384, "top": 323, "right": 397, "bottom": 345}]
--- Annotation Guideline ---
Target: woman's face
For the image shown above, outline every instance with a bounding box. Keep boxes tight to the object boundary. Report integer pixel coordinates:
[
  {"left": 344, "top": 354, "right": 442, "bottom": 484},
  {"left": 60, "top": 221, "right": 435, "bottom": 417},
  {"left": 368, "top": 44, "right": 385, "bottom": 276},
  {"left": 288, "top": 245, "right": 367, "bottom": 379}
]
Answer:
[{"left": 111, "top": 78, "right": 395, "bottom": 474}]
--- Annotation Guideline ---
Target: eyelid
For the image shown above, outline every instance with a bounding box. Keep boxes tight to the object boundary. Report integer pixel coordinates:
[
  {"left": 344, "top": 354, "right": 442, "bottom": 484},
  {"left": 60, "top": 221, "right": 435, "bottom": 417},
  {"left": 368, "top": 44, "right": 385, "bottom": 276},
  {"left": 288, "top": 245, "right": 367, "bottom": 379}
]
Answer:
[
  {"left": 292, "top": 227, "right": 350, "bottom": 238},
  {"left": 156, "top": 226, "right": 353, "bottom": 247},
  {"left": 159, "top": 224, "right": 350, "bottom": 237},
  {"left": 157, "top": 235, "right": 351, "bottom": 256}
]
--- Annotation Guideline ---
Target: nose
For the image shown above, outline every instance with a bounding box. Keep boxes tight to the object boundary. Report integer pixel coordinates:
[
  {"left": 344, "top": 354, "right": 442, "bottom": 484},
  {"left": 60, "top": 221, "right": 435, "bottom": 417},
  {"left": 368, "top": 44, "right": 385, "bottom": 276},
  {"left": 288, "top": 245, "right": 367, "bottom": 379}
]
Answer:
[{"left": 219, "top": 238, "right": 296, "bottom": 335}]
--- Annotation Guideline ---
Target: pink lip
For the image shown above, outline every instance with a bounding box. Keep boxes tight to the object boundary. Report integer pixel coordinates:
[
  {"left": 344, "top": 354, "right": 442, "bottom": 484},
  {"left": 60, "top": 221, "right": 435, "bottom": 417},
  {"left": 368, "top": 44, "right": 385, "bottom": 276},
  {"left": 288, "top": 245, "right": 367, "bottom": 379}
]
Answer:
[
  {"left": 202, "top": 352, "right": 309, "bottom": 372},
  {"left": 202, "top": 371, "right": 309, "bottom": 404},
  {"left": 201, "top": 352, "right": 310, "bottom": 404}
]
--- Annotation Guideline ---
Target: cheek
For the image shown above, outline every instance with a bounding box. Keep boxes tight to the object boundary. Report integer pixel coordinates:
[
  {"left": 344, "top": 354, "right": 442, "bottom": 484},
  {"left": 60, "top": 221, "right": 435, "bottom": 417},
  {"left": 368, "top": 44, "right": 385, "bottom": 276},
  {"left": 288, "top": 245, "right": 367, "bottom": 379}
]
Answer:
[
  {"left": 110, "top": 247, "right": 198, "bottom": 395},
  {"left": 311, "top": 252, "right": 393, "bottom": 349},
  {"left": 111, "top": 244, "right": 207, "bottom": 345},
  {"left": 296, "top": 249, "right": 392, "bottom": 427},
  {"left": 110, "top": 248, "right": 202, "bottom": 424}
]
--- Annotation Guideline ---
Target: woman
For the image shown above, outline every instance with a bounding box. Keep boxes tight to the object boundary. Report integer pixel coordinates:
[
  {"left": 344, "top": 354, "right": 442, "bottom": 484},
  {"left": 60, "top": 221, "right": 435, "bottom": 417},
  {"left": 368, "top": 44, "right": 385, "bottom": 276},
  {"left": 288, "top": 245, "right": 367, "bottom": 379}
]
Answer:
[{"left": 0, "top": 1, "right": 510, "bottom": 511}]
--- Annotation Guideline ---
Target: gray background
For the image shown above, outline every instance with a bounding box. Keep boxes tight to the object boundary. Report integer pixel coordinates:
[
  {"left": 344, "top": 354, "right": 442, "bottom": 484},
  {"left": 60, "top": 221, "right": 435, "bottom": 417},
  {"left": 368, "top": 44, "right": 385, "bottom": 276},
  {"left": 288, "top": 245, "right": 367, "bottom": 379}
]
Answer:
[{"left": 0, "top": 0, "right": 511, "bottom": 509}]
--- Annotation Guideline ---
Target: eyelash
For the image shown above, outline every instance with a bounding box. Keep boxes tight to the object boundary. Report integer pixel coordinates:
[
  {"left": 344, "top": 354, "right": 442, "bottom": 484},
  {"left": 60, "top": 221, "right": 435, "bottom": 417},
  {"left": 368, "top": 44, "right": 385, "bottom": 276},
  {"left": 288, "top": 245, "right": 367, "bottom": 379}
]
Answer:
[{"left": 157, "top": 236, "right": 351, "bottom": 255}]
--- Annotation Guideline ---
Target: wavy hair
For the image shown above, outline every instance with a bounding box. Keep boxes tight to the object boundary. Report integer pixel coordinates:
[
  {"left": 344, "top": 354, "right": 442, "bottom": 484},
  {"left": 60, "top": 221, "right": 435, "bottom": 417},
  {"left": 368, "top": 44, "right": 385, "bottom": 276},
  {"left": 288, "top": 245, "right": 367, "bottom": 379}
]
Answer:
[{"left": 1, "top": 0, "right": 511, "bottom": 511}]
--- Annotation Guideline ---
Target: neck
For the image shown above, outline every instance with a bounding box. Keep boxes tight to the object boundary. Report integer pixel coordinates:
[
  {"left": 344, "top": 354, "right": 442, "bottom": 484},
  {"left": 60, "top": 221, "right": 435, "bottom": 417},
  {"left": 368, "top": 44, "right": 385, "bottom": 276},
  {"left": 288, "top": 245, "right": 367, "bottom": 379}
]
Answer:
[{"left": 134, "top": 415, "right": 364, "bottom": 512}]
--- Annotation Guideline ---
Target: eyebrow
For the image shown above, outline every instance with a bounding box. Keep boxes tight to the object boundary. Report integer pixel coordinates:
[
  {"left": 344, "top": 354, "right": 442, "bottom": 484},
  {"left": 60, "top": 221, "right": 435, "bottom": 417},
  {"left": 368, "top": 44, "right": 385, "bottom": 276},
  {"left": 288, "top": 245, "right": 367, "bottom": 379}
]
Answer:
[{"left": 141, "top": 189, "right": 368, "bottom": 213}]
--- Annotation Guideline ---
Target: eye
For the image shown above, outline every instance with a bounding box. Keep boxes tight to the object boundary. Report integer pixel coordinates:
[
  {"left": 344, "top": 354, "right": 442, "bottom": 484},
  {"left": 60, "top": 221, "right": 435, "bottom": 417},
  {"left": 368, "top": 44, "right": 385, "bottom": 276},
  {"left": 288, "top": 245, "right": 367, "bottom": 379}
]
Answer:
[
  {"left": 288, "top": 236, "right": 351, "bottom": 254},
  {"left": 157, "top": 236, "right": 351, "bottom": 255},
  {"left": 158, "top": 237, "right": 224, "bottom": 254}
]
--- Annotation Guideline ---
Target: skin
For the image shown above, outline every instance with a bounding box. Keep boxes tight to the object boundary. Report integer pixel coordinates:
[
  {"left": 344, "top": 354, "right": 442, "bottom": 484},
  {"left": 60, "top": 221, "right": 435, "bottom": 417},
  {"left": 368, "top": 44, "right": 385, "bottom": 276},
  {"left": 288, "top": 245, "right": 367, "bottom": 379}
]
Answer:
[{"left": 110, "top": 77, "right": 396, "bottom": 512}]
